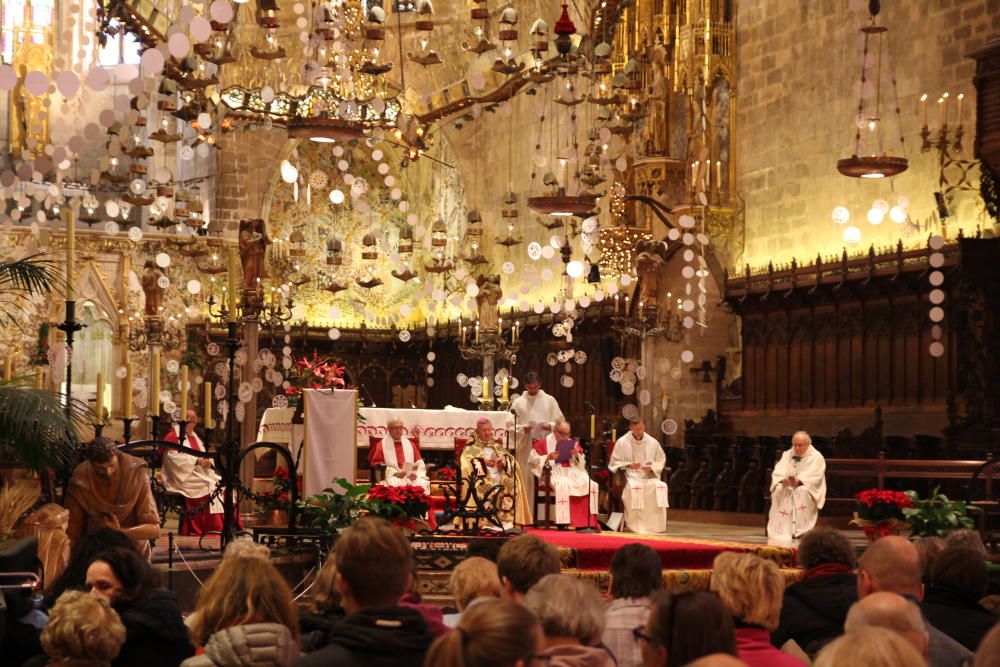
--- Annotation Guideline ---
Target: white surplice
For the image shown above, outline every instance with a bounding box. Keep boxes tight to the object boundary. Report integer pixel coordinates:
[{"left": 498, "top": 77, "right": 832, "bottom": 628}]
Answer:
[
  {"left": 527, "top": 433, "right": 598, "bottom": 525},
  {"left": 608, "top": 433, "right": 669, "bottom": 534},
  {"left": 511, "top": 389, "right": 564, "bottom": 503},
  {"left": 767, "top": 445, "right": 827, "bottom": 539},
  {"left": 378, "top": 436, "right": 431, "bottom": 494},
  {"left": 161, "top": 426, "right": 223, "bottom": 514}
]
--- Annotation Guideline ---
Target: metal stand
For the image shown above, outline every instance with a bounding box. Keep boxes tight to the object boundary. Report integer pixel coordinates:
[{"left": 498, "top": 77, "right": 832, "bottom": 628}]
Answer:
[
  {"left": 56, "top": 300, "right": 84, "bottom": 416},
  {"left": 120, "top": 417, "right": 136, "bottom": 444},
  {"left": 220, "top": 320, "right": 242, "bottom": 545},
  {"left": 92, "top": 422, "right": 104, "bottom": 439}
]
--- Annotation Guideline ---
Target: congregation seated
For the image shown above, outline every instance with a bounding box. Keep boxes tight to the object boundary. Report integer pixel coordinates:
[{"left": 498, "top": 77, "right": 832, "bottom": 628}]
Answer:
[
  {"left": 44, "top": 527, "right": 134, "bottom": 611},
  {"left": 844, "top": 592, "right": 930, "bottom": 658},
  {"left": 921, "top": 547, "right": 996, "bottom": 651},
  {"left": 425, "top": 599, "right": 542, "bottom": 667},
  {"left": 856, "top": 536, "right": 973, "bottom": 667},
  {"left": 814, "top": 625, "right": 928, "bottom": 667},
  {"left": 602, "top": 543, "right": 663, "bottom": 667},
  {"left": 295, "top": 517, "right": 436, "bottom": 667},
  {"left": 495, "top": 533, "right": 562, "bottom": 602},
  {"left": 912, "top": 536, "right": 947, "bottom": 583},
  {"left": 528, "top": 420, "right": 599, "bottom": 529},
  {"left": 771, "top": 527, "right": 858, "bottom": 654},
  {"left": 84, "top": 546, "right": 194, "bottom": 667},
  {"left": 639, "top": 591, "right": 740, "bottom": 667},
  {"left": 442, "top": 556, "right": 500, "bottom": 628},
  {"left": 38, "top": 590, "right": 126, "bottom": 667},
  {"left": 523, "top": 574, "right": 616, "bottom": 667},
  {"left": 710, "top": 552, "right": 807, "bottom": 667},
  {"left": 183, "top": 555, "right": 300, "bottom": 666},
  {"left": 297, "top": 557, "right": 345, "bottom": 652}
]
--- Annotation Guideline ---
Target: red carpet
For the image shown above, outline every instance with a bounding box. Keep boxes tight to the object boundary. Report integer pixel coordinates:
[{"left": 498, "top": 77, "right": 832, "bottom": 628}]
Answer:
[{"left": 527, "top": 529, "right": 797, "bottom": 571}]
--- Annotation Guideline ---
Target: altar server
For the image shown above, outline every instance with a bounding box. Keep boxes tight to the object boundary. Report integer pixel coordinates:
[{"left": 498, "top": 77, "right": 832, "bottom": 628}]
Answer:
[
  {"left": 162, "top": 410, "right": 225, "bottom": 536},
  {"left": 608, "top": 419, "right": 669, "bottom": 534},
  {"left": 767, "top": 431, "right": 826, "bottom": 539},
  {"left": 368, "top": 417, "right": 431, "bottom": 493},
  {"left": 510, "top": 372, "right": 564, "bottom": 504},
  {"left": 528, "top": 421, "right": 599, "bottom": 528}
]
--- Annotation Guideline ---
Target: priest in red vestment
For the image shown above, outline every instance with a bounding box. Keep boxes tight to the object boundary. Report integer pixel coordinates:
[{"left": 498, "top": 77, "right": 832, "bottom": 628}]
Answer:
[{"left": 162, "top": 410, "right": 236, "bottom": 536}]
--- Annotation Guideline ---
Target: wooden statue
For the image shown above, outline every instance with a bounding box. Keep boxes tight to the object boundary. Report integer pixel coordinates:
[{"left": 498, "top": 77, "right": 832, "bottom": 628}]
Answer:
[
  {"left": 476, "top": 274, "right": 502, "bottom": 333},
  {"left": 642, "top": 45, "right": 669, "bottom": 156},
  {"left": 239, "top": 218, "right": 271, "bottom": 290},
  {"left": 140, "top": 259, "right": 165, "bottom": 317}
]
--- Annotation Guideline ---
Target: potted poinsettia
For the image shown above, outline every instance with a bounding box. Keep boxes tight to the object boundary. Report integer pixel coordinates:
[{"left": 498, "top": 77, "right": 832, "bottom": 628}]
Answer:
[
  {"left": 850, "top": 489, "right": 914, "bottom": 542},
  {"left": 902, "top": 486, "right": 979, "bottom": 538}
]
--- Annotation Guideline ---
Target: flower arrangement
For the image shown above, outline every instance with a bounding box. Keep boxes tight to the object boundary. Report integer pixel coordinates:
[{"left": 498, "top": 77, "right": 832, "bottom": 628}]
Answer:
[
  {"left": 284, "top": 353, "right": 347, "bottom": 397},
  {"left": 433, "top": 464, "right": 457, "bottom": 482},
  {"left": 256, "top": 466, "right": 302, "bottom": 512},
  {"left": 850, "top": 488, "right": 914, "bottom": 541},
  {"left": 296, "top": 478, "right": 431, "bottom": 535},
  {"left": 902, "top": 486, "right": 979, "bottom": 538},
  {"left": 367, "top": 484, "right": 431, "bottom": 520}
]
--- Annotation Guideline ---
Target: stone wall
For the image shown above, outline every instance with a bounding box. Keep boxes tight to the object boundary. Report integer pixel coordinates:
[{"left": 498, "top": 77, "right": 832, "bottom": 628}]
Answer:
[{"left": 737, "top": 0, "right": 1000, "bottom": 268}]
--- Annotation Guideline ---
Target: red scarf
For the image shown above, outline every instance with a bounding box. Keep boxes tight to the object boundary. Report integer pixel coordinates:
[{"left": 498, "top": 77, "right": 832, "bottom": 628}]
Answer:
[{"left": 803, "top": 563, "right": 854, "bottom": 581}]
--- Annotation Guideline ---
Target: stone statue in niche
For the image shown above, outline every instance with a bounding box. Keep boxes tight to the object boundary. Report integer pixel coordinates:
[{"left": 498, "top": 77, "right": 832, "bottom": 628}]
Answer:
[
  {"left": 140, "top": 260, "right": 165, "bottom": 317},
  {"left": 476, "top": 274, "right": 502, "bottom": 333},
  {"left": 239, "top": 218, "right": 271, "bottom": 289},
  {"left": 642, "top": 45, "right": 669, "bottom": 156},
  {"left": 635, "top": 239, "right": 667, "bottom": 307}
]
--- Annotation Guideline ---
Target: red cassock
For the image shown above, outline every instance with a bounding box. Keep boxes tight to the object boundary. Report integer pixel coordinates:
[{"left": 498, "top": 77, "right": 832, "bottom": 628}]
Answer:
[
  {"left": 531, "top": 438, "right": 598, "bottom": 529},
  {"left": 162, "top": 429, "right": 241, "bottom": 536}
]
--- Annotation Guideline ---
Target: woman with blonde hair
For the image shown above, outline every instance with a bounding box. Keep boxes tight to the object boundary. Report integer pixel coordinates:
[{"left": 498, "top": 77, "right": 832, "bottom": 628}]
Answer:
[
  {"left": 39, "top": 590, "right": 126, "bottom": 666},
  {"left": 709, "top": 552, "right": 805, "bottom": 667},
  {"left": 814, "top": 626, "right": 927, "bottom": 667},
  {"left": 182, "top": 556, "right": 300, "bottom": 667},
  {"left": 424, "top": 599, "right": 541, "bottom": 667},
  {"left": 443, "top": 557, "right": 501, "bottom": 627}
]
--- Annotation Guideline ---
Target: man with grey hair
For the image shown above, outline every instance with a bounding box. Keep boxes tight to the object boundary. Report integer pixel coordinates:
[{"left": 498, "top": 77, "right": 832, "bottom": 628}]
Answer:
[
  {"left": 856, "top": 536, "right": 972, "bottom": 667},
  {"left": 845, "top": 592, "right": 929, "bottom": 657},
  {"left": 368, "top": 417, "right": 430, "bottom": 493},
  {"left": 767, "top": 431, "right": 826, "bottom": 539}
]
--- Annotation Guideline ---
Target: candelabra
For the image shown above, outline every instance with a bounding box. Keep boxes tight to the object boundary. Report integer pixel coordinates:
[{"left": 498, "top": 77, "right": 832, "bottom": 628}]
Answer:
[
  {"left": 459, "top": 329, "right": 519, "bottom": 410},
  {"left": 56, "top": 300, "right": 85, "bottom": 416},
  {"left": 128, "top": 316, "right": 183, "bottom": 351},
  {"left": 260, "top": 292, "right": 294, "bottom": 330},
  {"left": 921, "top": 118, "right": 979, "bottom": 199},
  {"left": 611, "top": 301, "right": 684, "bottom": 341},
  {"left": 206, "top": 293, "right": 240, "bottom": 323}
]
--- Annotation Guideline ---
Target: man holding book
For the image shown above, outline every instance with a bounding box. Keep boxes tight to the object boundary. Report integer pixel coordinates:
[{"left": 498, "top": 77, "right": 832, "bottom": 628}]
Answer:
[
  {"left": 767, "top": 430, "right": 827, "bottom": 540},
  {"left": 528, "top": 420, "right": 599, "bottom": 529},
  {"left": 609, "top": 419, "right": 669, "bottom": 534},
  {"left": 368, "top": 417, "right": 430, "bottom": 494}
]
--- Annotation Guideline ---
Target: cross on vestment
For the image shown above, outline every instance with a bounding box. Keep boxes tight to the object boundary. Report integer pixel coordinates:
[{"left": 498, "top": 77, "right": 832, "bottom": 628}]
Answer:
[
  {"left": 797, "top": 504, "right": 808, "bottom": 512},
  {"left": 556, "top": 496, "right": 570, "bottom": 509},
  {"left": 778, "top": 509, "right": 791, "bottom": 517}
]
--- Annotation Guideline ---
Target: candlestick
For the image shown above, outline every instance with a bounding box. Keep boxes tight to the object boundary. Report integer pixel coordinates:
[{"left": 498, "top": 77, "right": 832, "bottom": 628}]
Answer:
[
  {"left": 590, "top": 414, "right": 595, "bottom": 439},
  {"left": 179, "top": 365, "right": 189, "bottom": 415},
  {"left": 482, "top": 376, "right": 489, "bottom": 400},
  {"left": 95, "top": 372, "right": 104, "bottom": 420},
  {"left": 150, "top": 349, "right": 160, "bottom": 416},
  {"left": 957, "top": 93, "right": 964, "bottom": 127},
  {"left": 203, "top": 380, "right": 213, "bottom": 429},
  {"left": 611, "top": 427, "right": 617, "bottom": 442},
  {"left": 33, "top": 370, "right": 43, "bottom": 389},
  {"left": 227, "top": 246, "right": 240, "bottom": 323},
  {"left": 920, "top": 93, "right": 928, "bottom": 127},
  {"left": 123, "top": 361, "right": 133, "bottom": 418},
  {"left": 502, "top": 377, "right": 509, "bottom": 401},
  {"left": 2, "top": 356, "right": 11, "bottom": 381},
  {"left": 64, "top": 209, "right": 75, "bottom": 297}
]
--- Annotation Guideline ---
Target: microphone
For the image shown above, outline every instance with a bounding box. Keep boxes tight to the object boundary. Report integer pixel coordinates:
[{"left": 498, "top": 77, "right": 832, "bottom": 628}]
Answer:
[
  {"left": 584, "top": 401, "right": 597, "bottom": 414},
  {"left": 360, "top": 384, "right": 377, "bottom": 407}
]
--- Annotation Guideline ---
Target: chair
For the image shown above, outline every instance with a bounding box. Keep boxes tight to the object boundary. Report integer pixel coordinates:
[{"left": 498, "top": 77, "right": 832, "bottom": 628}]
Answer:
[{"left": 534, "top": 465, "right": 557, "bottom": 528}]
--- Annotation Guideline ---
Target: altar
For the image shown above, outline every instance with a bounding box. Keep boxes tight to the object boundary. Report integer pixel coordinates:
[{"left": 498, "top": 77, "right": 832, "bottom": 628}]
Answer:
[{"left": 257, "top": 394, "right": 516, "bottom": 495}]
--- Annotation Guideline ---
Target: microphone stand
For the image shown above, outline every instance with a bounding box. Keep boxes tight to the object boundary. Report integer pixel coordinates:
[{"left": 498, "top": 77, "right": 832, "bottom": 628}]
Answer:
[{"left": 503, "top": 407, "right": 522, "bottom": 535}]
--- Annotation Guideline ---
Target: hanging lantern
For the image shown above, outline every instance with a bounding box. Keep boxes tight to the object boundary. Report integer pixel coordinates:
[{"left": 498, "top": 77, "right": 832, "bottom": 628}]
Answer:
[
  {"left": 553, "top": 4, "right": 576, "bottom": 56},
  {"left": 415, "top": 0, "right": 434, "bottom": 30},
  {"left": 501, "top": 190, "right": 519, "bottom": 219},
  {"left": 289, "top": 229, "right": 306, "bottom": 257},
  {"left": 470, "top": 0, "right": 488, "bottom": 20},
  {"left": 398, "top": 226, "right": 414, "bottom": 254},
  {"left": 366, "top": 6, "right": 386, "bottom": 40},
  {"left": 431, "top": 219, "right": 447, "bottom": 247},
  {"left": 326, "top": 237, "right": 343, "bottom": 266},
  {"left": 466, "top": 209, "right": 483, "bottom": 238},
  {"left": 361, "top": 232, "right": 379, "bottom": 261},
  {"left": 256, "top": 0, "right": 279, "bottom": 28},
  {"left": 499, "top": 6, "right": 518, "bottom": 41},
  {"left": 530, "top": 18, "right": 549, "bottom": 54}
]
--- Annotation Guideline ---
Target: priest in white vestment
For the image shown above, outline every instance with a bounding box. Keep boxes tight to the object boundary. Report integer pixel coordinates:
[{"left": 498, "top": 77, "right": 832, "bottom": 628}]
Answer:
[
  {"left": 511, "top": 372, "right": 565, "bottom": 505},
  {"left": 767, "top": 431, "right": 827, "bottom": 539},
  {"left": 367, "top": 417, "right": 431, "bottom": 494},
  {"left": 608, "top": 419, "right": 670, "bottom": 534},
  {"left": 162, "top": 410, "right": 225, "bottom": 536},
  {"left": 528, "top": 421, "right": 598, "bottom": 528}
]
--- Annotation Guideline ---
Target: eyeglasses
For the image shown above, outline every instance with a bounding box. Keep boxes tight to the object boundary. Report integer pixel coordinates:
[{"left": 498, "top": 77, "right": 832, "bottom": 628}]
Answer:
[
  {"left": 632, "top": 626, "right": 655, "bottom": 645},
  {"left": 555, "top": 430, "right": 570, "bottom": 436}
]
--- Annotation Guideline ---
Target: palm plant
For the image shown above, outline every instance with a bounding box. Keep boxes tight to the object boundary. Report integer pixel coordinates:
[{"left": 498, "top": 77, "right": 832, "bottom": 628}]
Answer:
[{"left": 0, "top": 253, "right": 92, "bottom": 477}]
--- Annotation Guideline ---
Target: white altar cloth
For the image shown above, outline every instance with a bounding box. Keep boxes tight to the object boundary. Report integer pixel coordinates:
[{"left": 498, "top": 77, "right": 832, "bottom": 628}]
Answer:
[{"left": 357, "top": 407, "right": 514, "bottom": 449}]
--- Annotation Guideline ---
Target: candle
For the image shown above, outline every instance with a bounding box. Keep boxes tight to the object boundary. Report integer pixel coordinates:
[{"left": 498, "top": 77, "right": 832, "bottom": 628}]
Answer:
[
  {"left": 590, "top": 414, "right": 595, "bottom": 439},
  {"left": 957, "top": 93, "right": 964, "bottom": 127},
  {"left": 706, "top": 159, "right": 711, "bottom": 188},
  {"left": 611, "top": 428, "right": 617, "bottom": 443},
  {"left": 65, "top": 209, "right": 75, "bottom": 297},
  {"left": 614, "top": 294, "right": 620, "bottom": 314},
  {"left": 34, "top": 370, "right": 43, "bottom": 389},
  {"left": 475, "top": 322, "right": 480, "bottom": 343},
  {"left": 227, "top": 246, "right": 240, "bottom": 323},
  {"left": 937, "top": 97, "right": 944, "bottom": 127},
  {"left": 943, "top": 92, "right": 950, "bottom": 126},
  {"left": 482, "top": 375, "right": 489, "bottom": 400},
  {"left": 715, "top": 161, "right": 722, "bottom": 191},
  {"left": 502, "top": 377, "right": 509, "bottom": 401},
  {"left": 150, "top": 349, "right": 160, "bottom": 416},
  {"left": 179, "top": 365, "right": 189, "bottom": 416},
  {"left": 203, "top": 381, "right": 213, "bottom": 429},
  {"left": 3, "top": 356, "right": 11, "bottom": 381},
  {"left": 95, "top": 372, "right": 104, "bottom": 419},
  {"left": 920, "top": 93, "right": 928, "bottom": 127},
  {"left": 123, "top": 361, "right": 133, "bottom": 418},
  {"left": 120, "top": 254, "right": 130, "bottom": 313}
]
